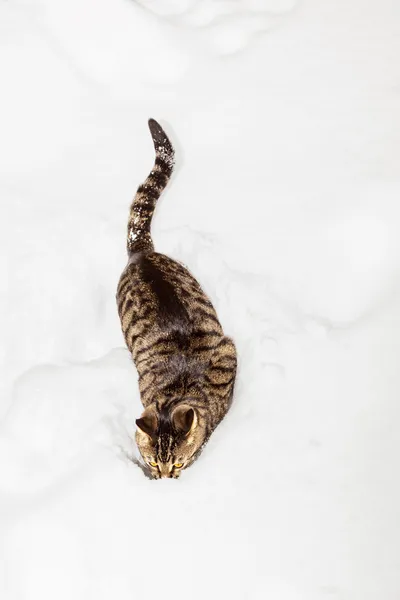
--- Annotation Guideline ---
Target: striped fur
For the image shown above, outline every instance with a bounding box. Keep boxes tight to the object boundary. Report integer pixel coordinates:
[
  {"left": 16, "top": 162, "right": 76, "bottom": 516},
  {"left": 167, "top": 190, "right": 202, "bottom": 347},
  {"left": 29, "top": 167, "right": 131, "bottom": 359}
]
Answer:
[{"left": 117, "top": 119, "right": 237, "bottom": 479}]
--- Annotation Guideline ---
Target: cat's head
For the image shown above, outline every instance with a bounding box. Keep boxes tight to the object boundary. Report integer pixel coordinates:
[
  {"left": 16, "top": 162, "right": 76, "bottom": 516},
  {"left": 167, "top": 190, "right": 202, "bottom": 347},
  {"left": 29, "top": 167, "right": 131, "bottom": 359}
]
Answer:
[{"left": 135, "top": 403, "right": 205, "bottom": 478}]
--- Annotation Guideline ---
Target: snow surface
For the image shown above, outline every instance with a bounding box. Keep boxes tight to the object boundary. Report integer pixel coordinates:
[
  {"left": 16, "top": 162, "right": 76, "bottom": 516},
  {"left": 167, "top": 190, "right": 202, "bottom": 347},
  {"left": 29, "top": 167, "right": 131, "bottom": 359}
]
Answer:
[{"left": 1, "top": 0, "right": 400, "bottom": 598}]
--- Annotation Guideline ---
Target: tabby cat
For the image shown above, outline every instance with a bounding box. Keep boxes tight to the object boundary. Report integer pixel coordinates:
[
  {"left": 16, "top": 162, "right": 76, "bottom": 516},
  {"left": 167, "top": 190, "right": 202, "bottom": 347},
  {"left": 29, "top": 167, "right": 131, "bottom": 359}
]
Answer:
[{"left": 117, "top": 119, "right": 237, "bottom": 479}]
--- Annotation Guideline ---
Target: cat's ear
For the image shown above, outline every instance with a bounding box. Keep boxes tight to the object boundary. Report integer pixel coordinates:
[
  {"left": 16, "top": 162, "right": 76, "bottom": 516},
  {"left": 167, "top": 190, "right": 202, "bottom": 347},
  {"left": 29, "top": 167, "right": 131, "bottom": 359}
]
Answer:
[
  {"left": 136, "top": 407, "right": 157, "bottom": 440},
  {"left": 172, "top": 405, "right": 196, "bottom": 436}
]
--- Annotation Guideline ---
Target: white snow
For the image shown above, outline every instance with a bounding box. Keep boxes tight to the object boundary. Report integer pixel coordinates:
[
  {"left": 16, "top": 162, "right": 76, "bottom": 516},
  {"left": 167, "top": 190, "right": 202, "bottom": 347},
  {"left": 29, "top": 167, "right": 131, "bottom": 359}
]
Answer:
[{"left": 1, "top": 0, "right": 400, "bottom": 598}]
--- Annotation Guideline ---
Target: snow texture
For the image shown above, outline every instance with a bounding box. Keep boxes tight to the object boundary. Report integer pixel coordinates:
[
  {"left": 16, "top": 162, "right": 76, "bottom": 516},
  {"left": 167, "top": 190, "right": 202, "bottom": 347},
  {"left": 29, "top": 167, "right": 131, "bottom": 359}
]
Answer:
[{"left": 1, "top": 0, "right": 400, "bottom": 599}]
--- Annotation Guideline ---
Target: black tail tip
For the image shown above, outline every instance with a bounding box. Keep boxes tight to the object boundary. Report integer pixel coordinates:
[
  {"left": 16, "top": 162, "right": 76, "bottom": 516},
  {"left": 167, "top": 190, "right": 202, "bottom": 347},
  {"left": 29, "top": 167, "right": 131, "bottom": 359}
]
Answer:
[
  {"left": 148, "top": 118, "right": 162, "bottom": 135},
  {"left": 148, "top": 118, "right": 174, "bottom": 156}
]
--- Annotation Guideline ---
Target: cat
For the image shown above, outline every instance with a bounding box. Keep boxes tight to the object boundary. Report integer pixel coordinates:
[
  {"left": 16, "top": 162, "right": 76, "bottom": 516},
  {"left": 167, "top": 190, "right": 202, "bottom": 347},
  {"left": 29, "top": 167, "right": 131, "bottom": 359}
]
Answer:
[{"left": 117, "top": 119, "right": 237, "bottom": 479}]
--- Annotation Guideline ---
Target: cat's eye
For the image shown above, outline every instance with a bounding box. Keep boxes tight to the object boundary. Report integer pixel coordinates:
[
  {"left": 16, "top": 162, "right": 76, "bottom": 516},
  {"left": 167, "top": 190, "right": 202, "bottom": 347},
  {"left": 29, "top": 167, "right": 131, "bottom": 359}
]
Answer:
[
  {"left": 149, "top": 461, "right": 158, "bottom": 468},
  {"left": 174, "top": 463, "right": 183, "bottom": 468}
]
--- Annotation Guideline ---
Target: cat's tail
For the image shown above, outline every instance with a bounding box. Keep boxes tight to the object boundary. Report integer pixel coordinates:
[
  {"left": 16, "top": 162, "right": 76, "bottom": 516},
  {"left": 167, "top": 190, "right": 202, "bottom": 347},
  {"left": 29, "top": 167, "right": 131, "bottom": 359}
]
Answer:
[{"left": 127, "top": 119, "right": 175, "bottom": 256}]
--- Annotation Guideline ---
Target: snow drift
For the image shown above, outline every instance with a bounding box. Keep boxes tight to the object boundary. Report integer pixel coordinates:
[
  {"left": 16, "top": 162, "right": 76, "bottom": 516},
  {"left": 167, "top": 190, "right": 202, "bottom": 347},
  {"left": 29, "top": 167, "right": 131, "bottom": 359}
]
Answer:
[{"left": 1, "top": 0, "right": 400, "bottom": 599}]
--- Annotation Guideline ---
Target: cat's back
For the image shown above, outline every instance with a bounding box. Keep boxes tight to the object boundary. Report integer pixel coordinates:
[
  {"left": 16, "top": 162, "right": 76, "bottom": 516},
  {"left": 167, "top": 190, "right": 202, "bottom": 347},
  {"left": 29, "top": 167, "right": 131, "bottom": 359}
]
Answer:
[{"left": 117, "top": 251, "right": 223, "bottom": 359}]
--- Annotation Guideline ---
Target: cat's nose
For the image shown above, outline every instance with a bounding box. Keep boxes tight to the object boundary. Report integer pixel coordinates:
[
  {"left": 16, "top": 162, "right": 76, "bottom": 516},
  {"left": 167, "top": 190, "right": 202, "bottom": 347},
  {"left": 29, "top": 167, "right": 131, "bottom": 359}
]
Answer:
[{"left": 159, "top": 465, "right": 173, "bottom": 478}]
